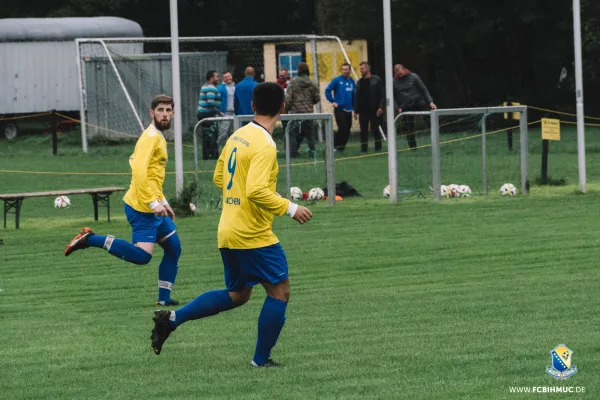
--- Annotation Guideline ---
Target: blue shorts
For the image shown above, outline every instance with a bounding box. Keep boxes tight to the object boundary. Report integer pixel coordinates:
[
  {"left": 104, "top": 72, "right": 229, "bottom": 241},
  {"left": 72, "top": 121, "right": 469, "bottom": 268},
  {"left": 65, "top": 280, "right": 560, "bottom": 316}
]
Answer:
[
  {"left": 220, "top": 243, "right": 289, "bottom": 292},
  {"left": 124, "top": 203, "right": 176, "bottom": 244}
]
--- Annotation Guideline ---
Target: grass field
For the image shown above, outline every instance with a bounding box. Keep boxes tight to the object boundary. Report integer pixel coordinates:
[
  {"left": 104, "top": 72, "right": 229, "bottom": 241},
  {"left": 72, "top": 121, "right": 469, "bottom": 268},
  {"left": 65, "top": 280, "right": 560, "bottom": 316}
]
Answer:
[{"left": 1, "top": 124, "right": 600, "bottom": 399}]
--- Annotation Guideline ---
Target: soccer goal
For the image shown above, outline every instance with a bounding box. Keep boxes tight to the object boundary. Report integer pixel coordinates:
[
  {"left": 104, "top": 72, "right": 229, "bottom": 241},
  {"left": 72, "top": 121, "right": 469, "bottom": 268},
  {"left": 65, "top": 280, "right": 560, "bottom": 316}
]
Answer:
[
  {"left": 189, "top": 113, "right": 335, "bottom": 211},
  {"left": 392, "top": 105, "right": 528, "bottom": 201},
  {"left": 75, "top": 35, "right": 362, "bottom": 151}
]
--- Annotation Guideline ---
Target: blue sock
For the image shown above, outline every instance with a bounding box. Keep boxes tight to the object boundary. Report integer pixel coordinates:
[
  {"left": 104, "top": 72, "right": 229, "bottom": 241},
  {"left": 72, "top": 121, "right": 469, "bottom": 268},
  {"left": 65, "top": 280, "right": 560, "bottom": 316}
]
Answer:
[
  {"left": 88, "top": 234, "right": 153, "bottom": 265},
  {"left": 253, "top": 296, "right": 288, "bottom": 365},
  {"left": 171, "top": 290, "right": 234, "bottom": 329},
  {"left": 157, "top": 234, "right": 181, "bottom": 304}
]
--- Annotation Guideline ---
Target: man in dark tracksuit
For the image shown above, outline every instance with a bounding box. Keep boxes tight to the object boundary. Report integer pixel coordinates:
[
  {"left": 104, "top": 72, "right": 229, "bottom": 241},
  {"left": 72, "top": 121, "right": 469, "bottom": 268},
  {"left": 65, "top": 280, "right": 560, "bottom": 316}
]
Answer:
[
  {"left": 354, "top": 62, "right": 385, "bottom": 153},
  {"left": 393, "top": 64, "right": 437, "bottom": 149},
  {"left": 285, "top": 62, "right": 320, "bottom": 158}
]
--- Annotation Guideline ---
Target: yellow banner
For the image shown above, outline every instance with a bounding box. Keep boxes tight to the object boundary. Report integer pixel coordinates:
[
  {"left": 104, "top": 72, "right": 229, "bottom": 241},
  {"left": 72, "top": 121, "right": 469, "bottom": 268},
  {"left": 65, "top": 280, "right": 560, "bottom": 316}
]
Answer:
[{"left": 541, "top": 118, "right": 561, "bottom": 141}]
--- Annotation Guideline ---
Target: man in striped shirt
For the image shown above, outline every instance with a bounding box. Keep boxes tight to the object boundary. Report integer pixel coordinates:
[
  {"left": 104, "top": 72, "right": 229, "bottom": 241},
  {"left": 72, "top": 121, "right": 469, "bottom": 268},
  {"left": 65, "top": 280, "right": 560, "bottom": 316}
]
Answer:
[{"left": 197, "top": 70, "right": 224, "bottom": 160}]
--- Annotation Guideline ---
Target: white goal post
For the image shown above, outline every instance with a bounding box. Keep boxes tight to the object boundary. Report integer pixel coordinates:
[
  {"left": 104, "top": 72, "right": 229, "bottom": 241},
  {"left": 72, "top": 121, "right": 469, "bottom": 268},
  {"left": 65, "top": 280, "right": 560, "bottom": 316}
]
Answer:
[{"left": 391, "top": 106, "right": 529, "bottom": 202}]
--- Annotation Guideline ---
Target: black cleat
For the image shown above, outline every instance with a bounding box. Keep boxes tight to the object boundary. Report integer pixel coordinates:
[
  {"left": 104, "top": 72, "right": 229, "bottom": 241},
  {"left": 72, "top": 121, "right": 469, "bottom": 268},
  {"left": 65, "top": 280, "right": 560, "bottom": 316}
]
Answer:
[
  {"left": 251, "top": 358, "right": 283, "bottom": 368},
  {"left": 155, "top": 299, "right": 180, "bottom": 306},
  {"left": 151, "top": 310, "right": 174, "bottom": 355}
]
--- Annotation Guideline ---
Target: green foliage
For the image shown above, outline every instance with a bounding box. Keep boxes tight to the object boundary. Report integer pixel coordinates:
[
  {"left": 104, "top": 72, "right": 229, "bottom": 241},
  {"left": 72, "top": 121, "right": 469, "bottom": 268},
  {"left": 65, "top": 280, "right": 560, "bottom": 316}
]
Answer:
[{"left": 168, "top": 180, "right": 198, "bottom": 218}]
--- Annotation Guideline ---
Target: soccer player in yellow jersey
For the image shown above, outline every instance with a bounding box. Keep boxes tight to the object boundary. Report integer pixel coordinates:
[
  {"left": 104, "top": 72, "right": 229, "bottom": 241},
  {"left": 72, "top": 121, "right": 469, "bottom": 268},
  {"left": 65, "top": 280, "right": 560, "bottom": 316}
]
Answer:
[
  {"left": 151, "top": 83, "right": 312, "bottom": 367},
  {"left": 64, "top": 95, "right": 182, "bottom": 306}
]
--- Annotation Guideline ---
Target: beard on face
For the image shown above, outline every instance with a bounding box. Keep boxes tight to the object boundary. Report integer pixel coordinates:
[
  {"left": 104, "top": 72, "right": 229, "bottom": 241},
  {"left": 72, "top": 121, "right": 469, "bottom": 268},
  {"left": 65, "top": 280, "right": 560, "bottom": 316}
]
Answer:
[{"left": 153, "top": 115, "right": 171, "bottom": 131}]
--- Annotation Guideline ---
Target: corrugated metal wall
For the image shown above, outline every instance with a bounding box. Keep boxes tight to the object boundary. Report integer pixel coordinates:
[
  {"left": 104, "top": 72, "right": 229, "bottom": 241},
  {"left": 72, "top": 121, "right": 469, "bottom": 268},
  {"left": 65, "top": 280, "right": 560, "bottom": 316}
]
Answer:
[
  {"left": 0, "top": 42, "right": 79, "bottom": 114},
  {"left": 83, "top": 52, "right": 227, "bottom": 139}
]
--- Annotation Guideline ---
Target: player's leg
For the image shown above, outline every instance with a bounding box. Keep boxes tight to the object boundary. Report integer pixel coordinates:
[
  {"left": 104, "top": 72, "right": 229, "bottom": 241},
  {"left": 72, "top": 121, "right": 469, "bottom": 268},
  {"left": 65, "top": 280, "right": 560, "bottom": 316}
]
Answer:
[
  {"left": 358, "top": 112, "right": 369, "bottom": 152},
  {"left": 150, "top": 248, "right": 250, "bottom": 355},
  {"left": 289, "top": 121, "right": 301, "bottom": 158},
  {"left": 404, "top": 113, "right": 417, "bottom": 149},
  {"left": 372, "top": 112, "right": 382, "bottom": 151},
  {"left": 341, "top": 110, "right": 353, "bottom": 150},
  {"left": 64, "top": 205, "right": 154, "bottom": 265},
  {"left": 156, "top": 219, "right": 181, "bottom": 306},
  {"left": 304, "top": 120, "right": 316, "bottom": 157},
  {"left": 250, "top": 243, "right": 289, "bottom": 367},
  {"left": 333, "top": 108, "right": 343, "bottom": 150}
]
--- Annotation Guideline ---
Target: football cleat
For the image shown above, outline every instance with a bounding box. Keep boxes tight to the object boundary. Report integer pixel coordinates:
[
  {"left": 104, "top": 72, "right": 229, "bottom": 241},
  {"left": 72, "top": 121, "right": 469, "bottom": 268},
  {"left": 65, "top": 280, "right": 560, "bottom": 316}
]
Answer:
[
  {"left": 250, "top": 358, "right": 283, "bottom": 368},
  {"left": 64, "top": 227, "right": 94, "bottom": 256},
  {"left": 151, "top": 310, "right": 174, "bottom": 355},
  {"left": 155, "top": 299, "right": 180, "bottom": 307}
]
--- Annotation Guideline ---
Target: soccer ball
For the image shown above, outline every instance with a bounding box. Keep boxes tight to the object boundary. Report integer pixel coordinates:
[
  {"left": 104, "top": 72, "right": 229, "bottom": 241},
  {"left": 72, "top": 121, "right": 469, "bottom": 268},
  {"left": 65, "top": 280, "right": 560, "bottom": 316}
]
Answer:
[
  {"left": 500, "top": 183, "right": 517, "bottom": 196},
  {"left": 290, "top": 187, "right": 303, "bottom": 201},
  {"left": 457, "top": 185, "right": 472, "bottom": 197},
  {"left": 440, "top": 185, "right": 449, "bottom": 198},
  {"left": 307, "top": 188, "right": 324, "bottom": 201},
  {"left": 448, "top": 184, "right": 459, "bottom": 198},
  {"left": 383, "top": 185, "right": 391, "bottom": 198},
  {"left": 54, "top": 196, "right": 70, "bottom": 208}
]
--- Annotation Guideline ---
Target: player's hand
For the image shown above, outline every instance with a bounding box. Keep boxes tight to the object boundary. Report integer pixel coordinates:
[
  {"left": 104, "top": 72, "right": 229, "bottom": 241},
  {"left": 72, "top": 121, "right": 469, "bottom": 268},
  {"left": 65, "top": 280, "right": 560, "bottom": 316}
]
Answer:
[
  {"left": 376, "top": 108, "right": 383, "bottom": 116},
  {"left": 332, "top": 102, "right": 339, "bottom": 109},
  {"left": 164, "top": 204, "right": 176, "bottom": 221},
  {"left": 397, "top": 108, "right": 402, "bottom": 114},
  {"left": 293, "top": 206, "right": 312, "bottom": 225},
  {"left": 152, "top": 204, "right": 168, "bottom": 217},
  {"left": 430, "top": 103, "right": 437, "bottom": 110}
]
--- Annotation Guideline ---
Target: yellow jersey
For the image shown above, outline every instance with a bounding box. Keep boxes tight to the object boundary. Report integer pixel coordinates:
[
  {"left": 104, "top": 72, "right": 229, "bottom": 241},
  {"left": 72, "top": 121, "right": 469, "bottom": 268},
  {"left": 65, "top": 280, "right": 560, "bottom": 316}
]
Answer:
[
  {"left": 123, "top": 124, "right": 168, "bottom": 213},
  {"left": 214, "top": 121, "right": 293, "bottom": 249}
]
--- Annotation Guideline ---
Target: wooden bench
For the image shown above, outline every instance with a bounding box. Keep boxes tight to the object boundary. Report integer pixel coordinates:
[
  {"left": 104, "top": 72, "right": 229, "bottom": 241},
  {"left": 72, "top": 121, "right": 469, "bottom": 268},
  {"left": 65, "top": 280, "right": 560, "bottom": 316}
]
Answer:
[{"left": 0, "top": 187, "right": 126, "bottom": 229}]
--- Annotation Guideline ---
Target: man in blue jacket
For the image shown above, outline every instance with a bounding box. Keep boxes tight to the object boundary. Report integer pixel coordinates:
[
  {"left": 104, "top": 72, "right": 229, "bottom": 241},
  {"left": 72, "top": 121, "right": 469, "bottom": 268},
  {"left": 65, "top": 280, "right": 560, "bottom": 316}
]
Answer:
[
  {"left": 325, "top": 63, "right": 355, "bottom": 151},
  {"left": 234, "top": 67, "right": 258, "bottom": 118}
]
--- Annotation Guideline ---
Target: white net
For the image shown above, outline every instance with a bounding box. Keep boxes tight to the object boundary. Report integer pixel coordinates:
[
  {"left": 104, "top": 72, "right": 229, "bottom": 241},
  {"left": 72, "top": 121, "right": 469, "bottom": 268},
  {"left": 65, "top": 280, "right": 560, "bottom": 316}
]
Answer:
[{"left": 76, "top": 36, "right": 364, "bottom": 143}]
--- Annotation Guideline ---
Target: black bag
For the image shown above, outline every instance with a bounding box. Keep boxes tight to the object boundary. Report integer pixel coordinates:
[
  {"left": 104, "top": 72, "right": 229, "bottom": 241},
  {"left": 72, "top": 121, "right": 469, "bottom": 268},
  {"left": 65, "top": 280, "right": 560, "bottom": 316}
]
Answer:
[{"left": 322, "top": 181, "right": 362, "bottom": 198}]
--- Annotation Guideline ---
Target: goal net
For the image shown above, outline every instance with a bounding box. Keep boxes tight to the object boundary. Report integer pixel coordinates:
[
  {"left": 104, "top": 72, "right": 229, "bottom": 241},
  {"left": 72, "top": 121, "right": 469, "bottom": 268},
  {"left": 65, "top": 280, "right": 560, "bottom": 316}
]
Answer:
[
  {"left": 392, "top": 106, "right": 528, "bottom": 201},
  {"left": 76, "top": 36, "right": 364, "bottom": 144}
]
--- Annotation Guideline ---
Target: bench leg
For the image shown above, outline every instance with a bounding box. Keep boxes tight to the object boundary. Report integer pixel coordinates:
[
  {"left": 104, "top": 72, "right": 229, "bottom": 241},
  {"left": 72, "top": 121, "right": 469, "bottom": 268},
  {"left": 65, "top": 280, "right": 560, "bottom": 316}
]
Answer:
[
  {"left": 92, "top": 194, "right": 99, "bottom": 221},
  {"left": 91, "top": 193, "right": 113, "bottom": 223},
  {"left": 4, "top": 198, "right": 24, "bottom": 229}
]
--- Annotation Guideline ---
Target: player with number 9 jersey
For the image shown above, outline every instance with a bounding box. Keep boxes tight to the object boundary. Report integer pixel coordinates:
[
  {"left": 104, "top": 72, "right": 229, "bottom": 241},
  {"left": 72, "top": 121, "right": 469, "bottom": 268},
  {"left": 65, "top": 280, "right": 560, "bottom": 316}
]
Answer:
[{"left": 213, "top": 121, "right": 295, "bottom": 249}]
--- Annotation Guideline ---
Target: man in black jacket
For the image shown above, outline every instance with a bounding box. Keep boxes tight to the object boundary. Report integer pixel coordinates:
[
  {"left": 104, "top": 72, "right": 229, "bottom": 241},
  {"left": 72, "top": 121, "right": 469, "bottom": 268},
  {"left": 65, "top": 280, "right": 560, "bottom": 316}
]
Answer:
[
  {"left": 393, "top": 64, "right": 436, "bottom": 149},
  {"left": 354, "top": 61, "right": 385, "bottom": 152}
]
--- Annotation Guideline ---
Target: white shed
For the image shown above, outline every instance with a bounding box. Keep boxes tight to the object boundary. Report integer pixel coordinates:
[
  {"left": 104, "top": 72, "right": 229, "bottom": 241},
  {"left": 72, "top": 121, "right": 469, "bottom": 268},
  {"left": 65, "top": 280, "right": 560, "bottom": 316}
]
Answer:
[{"left": 0, "top": 17, "right": 143, "bottom": 116}]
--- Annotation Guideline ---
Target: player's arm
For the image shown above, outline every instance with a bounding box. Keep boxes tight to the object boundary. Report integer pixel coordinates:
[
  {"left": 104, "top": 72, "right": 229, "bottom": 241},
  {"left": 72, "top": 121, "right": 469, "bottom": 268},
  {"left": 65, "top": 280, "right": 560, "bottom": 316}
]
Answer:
[
  {"left": 285, "top": 82, "right": 294, "bottom": 113},
  {"left": 130, "top": 134, "right": 161, "bottom": 209},
  {"left": 325, "top": 78, "right": 336, "bottom": 104},
  {"left": 415, "top": 74, "right": 434, "bottom": 104},
  {"left": 213, "top": 147, "right": 226, "bottom": 189},
  {"left": 246, "top": 146, "right": 294, "bottom": 216}
]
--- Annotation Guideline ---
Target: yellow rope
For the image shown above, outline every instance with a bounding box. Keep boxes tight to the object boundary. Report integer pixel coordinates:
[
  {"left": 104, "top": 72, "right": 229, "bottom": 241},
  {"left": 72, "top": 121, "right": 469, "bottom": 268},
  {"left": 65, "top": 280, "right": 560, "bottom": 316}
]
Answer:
[
  {"left": 0, "top": 112, "right": 53, "bottom": 121},
  {"left": 528, "top": 106, "right": 600, "bottom": 121}
]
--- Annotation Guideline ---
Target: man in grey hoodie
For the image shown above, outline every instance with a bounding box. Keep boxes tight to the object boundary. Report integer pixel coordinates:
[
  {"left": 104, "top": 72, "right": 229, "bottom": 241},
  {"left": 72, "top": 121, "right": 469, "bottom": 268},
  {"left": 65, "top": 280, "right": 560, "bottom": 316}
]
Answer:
[{"left": 285, "top": 62, "right": 320, "bottom": 158}]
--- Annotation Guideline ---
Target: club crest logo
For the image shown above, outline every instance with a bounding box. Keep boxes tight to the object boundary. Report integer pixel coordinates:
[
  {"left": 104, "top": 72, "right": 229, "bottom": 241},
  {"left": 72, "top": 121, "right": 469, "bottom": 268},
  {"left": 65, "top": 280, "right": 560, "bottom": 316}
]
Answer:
[{"left": 546, "top": 344, "right": 578, "bottom": 380}]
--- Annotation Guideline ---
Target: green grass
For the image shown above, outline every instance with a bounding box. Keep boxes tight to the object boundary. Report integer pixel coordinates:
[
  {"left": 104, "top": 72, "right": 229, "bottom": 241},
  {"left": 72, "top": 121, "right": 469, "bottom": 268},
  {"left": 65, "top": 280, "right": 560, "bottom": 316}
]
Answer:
[{"left": 1, "top": 129, "right": 600, "bottom": 399}]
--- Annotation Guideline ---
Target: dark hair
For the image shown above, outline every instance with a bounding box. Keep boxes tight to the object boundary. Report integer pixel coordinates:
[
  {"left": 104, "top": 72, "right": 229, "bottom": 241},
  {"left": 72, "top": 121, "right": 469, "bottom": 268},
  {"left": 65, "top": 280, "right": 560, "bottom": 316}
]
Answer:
[
  {"left": 297, "top": 62, "right": 310, "bottom": 77},
  {"left": 222, "top": 71, "right": 231, "bottom": 76},
  {"left": 205, "top": 70, "right": 217, "bottom": 81},
  {"left": 359, "top": 61, "right": 369, "bottom": 67},
  {"left": 253, "top": 82, "right": 284, "bottom": 117},
  {"left": 341, "top": 63, "right": 351, "bottom": 68},
  {"left": 151, "top": 94, "right": 174, "bottom": 110}
]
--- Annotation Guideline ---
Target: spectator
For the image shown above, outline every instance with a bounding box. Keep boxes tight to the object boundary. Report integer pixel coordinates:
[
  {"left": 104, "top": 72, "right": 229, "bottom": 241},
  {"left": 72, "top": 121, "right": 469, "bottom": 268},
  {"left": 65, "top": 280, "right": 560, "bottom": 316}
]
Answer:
[
  {"left": 285, "top": 62, "right": 320, "bottom": 158},
  {"left": 354, "top": 61, "right": 385, "bottom": 153},
  {"left": 234, "top": 66, "right": 258, "bottom": 117},
  {"left": 277, "top": 68, "right": 291, "bottom": 92},
  {"left": 393, "top": 64, "right": 436, "bottom": 149},
  {"left": 217, "top": 71, "right": 235, "bottom": 148},
  {"left": 325, "top": 62, "right": 356, "bottom": 151},
  {"left": 197, "top": 70, "right": 223, "bottom": 160}
]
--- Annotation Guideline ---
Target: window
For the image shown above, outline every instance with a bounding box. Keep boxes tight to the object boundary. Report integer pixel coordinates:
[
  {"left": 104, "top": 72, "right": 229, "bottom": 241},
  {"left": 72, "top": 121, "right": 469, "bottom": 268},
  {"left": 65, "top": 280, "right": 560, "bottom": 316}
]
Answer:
[{"left": 278, "top": 52, "right": 302, "bottom": 78}]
